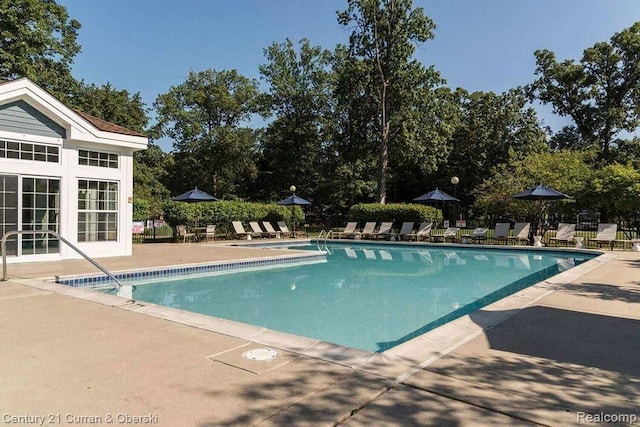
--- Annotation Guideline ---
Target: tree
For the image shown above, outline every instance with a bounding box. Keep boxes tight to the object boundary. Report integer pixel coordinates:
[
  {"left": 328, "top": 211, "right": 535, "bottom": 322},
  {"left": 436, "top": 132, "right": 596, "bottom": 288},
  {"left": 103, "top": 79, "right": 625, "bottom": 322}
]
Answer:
[
  {"left": 530, "top": 22, "right": 640, "bottom": 163},
  {"left": 436, "top": 88, "right": 547, "bottom": 211},
  {"left": 338, "top": 0, "right": 441, "bottom": 203},
  {"left": 257, "top": 38, "right": 334, "bottom": 202},
  {"left": 590, "top": 163, "right": 640, "bottom": 236},
  {"left": 153, "top": 69, "right": 260, "bottom": 199},
  {"left": 0, "top": 0, "right": 81, "bottom": 99},
  {"left": 474, "top": 150, "right": 592, "bottom": 224}
]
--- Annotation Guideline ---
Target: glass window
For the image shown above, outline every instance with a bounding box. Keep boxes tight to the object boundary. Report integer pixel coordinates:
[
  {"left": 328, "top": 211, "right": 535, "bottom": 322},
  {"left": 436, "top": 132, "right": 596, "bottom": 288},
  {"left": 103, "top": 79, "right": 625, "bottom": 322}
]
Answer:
[
  {"left": 0, "top": 140, "right": 59, "bottom": 163},
  {"left": 77, "top": 179, "right": 118, "bottom": 242},
  {"left": 78, "top": 149, "right": 118, "bottom": 169}
]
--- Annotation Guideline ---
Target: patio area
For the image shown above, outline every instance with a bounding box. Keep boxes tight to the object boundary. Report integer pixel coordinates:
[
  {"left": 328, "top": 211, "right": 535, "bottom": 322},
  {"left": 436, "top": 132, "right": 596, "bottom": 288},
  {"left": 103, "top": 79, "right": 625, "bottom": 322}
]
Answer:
[{"left": 1, "top": 241, "right": 639, "bottom": 426}]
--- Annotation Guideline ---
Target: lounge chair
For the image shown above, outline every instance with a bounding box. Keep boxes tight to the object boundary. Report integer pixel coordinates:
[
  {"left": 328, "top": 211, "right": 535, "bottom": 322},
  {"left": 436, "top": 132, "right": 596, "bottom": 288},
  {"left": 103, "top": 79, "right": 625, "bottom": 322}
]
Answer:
[
  {"left": 430, "top": 227, "right": 459, "bottom": 243},
  {"left": 261, "top": 221, "right": 280, "bottom": 238},
  {"left": 590, "top": 223, "right": 617, "bottom": 250},
  {"left": 374, "top": 222, "right": 394, "bottom": 239},
  {"left": 337, "top": 222, "right": 359, "bottom": 239},
  {"left": 491, "top": 223, "right": 511, "bottom": 245},
  {"left": 408, "top": 222, "right": 432, "bottom": 241},
  {"left": 396, "top": 222, "right": 414, "bottom": 240},
  {"left": 249, "top": 221, "right": 267, "bottom": 238},
  {"left": 463, "top": 227, "right": 489, "bottom": 244},
  {"left": 231, "top": 221, "right": 260, "bottom": 240},
  {"left": 277, "top": 221, "right": 292, "bottom": 238},
  {"left": 360, "top": 222, "right": 377, "bottom": 239},
  {"left": 549, "top": 223, "right": 576, "bottom": 247},
  {"left": 176, "top": 225, "right": 195, "bottom": 243},
  {"left": 204, "top": 224, "right": 216, "bottom": 242},
  {"left": 507, "top": 222, "right": 530, "bottom": 245}
]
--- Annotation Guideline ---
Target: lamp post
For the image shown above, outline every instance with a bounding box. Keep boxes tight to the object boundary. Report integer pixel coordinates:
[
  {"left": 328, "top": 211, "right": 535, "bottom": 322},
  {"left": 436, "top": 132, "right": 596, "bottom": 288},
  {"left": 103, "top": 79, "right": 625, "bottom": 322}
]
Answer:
[
  {"left": 451, "top": 176, "right": 459, "bottom": 225},
  {"left": 290, "top": 185, "right": 296, "bottom": 237}
]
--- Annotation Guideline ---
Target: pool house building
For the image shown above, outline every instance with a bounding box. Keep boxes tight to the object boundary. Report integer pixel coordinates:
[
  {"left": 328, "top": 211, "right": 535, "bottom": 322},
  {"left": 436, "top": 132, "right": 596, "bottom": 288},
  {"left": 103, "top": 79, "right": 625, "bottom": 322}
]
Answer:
[{"left": 0, "top": 78, "right": 148, "bottom": 263}]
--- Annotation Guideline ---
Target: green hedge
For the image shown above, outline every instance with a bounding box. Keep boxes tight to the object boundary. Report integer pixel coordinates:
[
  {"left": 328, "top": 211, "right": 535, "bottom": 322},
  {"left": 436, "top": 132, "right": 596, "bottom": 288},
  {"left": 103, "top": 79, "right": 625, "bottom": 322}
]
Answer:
[
  {"left": 162, "top": 200, "right": 305, "bottom": 229},
  {"left": 348, "top": 203, "right": 441, "bottom": 224}
]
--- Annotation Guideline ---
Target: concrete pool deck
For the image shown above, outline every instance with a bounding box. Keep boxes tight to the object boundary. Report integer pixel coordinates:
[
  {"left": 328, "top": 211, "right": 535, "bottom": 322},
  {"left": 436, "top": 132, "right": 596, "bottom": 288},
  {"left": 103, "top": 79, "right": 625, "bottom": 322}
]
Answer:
[{"left": 1, "top": 241, "right": 639, "bottom": 426}]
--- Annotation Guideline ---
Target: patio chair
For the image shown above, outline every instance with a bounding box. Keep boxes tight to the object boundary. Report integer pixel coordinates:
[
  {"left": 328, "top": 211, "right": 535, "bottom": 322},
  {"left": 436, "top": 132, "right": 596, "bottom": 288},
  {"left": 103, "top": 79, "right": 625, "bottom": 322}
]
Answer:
[
  {"left": 492, "top": 223, "right": 511, "bottom": 245},
  {"left": 176, "top": 225, "right": 195, "bottom": 243},
  {"left": 231, "top": 221, "right": 260, "bottom": 240},
  {"left": 360, "top": 222, "right": 377, "bottom": 239},
  {"left": 507, "top": 222, "right": 530, "bottom": 245},
  {"left": 204, "top": 224, "right": 216, "bottom": 242},
  {"left": 336, "top": 222, "right": 359, "bottom": 239},
  {"left": 374, "top": 222, "right": 394, "bottom": 239},
  {"left": 430, "top": 227, "right": 459, "bottom": 243},
  {"left": 277, "top": 221, "right": 292, "bottom": 238},
  {"left": 463, "top": 227, "right": 489, "bottom": 244},
  {"left": 549, "top": 223, "right": 576, "bottom": 247},
  {"left": 590, "top": 223, "right": 617, "bottom": 250},
  {"left": 249, "top": 221, "right": 267, "bottom": 238},
  {"left": 396, "top": 222, "right": 414, "bottom": 240},
  {"left": 408, "top": 222, "right": 432, "bottom": 242},
  {"left": 261, "top": 221, "right": 280, "bottom": 238}
]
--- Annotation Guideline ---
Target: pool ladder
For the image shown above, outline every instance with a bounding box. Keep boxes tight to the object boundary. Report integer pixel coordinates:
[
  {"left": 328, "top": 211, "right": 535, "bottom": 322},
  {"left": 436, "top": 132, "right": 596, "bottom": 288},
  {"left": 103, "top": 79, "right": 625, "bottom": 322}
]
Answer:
[{"left": 316, "top": 230, "right": 334, "bottom": 253}]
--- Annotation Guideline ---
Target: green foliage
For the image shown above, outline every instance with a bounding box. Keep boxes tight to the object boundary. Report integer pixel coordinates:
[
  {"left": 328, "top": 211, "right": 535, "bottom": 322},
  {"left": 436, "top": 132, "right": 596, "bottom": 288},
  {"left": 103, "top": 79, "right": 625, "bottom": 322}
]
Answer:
[
  {"left": 153, "top": 69, "right": 260, "bottom": 199},
  {"left": 338, "top": 0, "right": 446, "bottom": 203},
  {"left": 161, "top": 201, "right": 304, "bottom": 228},
  {"left": 348, "top": 203, "right": 441, "bottom": 224},
  {"left": 256, "top": 38, "right": 334, "bottom": 202},
  {"left": 474, "top": 150, "right": 592, "bottom": 222},
  {"left": 591, "top": 163, "right": 640, "bottom": 221},
  {"left": 133, "top": 197, "right": 150, "bottom": 221},
  {"left": 0, "top": 0, "right": 81, "bottom": 99},
  {"left": 531, "top": 22, "right": 640, "bottom": 163}
]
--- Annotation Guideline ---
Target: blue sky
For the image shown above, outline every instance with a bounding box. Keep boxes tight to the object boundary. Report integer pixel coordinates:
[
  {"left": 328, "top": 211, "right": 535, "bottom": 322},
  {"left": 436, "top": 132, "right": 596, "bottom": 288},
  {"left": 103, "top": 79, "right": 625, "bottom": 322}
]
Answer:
[{"left": 59, "top": 0, "right": 640, "bottom": 152}]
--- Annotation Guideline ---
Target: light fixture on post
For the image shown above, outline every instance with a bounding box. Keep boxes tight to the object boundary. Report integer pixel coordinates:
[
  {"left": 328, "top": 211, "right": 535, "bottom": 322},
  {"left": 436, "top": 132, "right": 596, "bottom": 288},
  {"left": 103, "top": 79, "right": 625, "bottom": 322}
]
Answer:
[
  {"left": 289, "top": 185, "right": 296, "bottom": 237},
  {"left": 450, "top": 176, "right": 459, "bottom": 225}
]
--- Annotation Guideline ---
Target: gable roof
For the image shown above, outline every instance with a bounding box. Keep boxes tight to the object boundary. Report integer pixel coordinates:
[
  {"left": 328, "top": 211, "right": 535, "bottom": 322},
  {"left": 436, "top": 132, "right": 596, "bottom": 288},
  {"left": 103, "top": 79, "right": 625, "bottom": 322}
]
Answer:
[
  {"left": 75, "top": 110, "right": 145, "bottom": 137},
  {"left": 0, "top": 78, "right": 148, "bottom": 150}
]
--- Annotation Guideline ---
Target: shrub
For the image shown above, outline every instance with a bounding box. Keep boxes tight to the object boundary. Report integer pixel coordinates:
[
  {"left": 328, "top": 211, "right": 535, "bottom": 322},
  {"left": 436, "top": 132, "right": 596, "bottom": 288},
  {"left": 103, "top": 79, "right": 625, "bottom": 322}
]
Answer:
[
  {"left": 348, "top": 203, "right": 441, "bottom": 225},
  {"left": 161, "top": 200, "right": 306, "bottom": 232}
]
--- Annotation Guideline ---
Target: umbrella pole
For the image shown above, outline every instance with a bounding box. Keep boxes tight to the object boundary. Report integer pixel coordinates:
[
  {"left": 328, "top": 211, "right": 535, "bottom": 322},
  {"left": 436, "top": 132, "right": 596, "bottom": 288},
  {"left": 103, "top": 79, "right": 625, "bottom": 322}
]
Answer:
[{"left": 291, "top": 205, "right": 295, "bottom": 238}]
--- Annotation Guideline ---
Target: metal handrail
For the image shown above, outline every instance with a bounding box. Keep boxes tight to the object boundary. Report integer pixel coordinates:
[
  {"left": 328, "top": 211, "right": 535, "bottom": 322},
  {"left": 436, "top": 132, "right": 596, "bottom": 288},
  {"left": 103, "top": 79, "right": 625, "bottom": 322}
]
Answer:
[{"left": 1, "top": 230, "right": 122, "bottom": 290}]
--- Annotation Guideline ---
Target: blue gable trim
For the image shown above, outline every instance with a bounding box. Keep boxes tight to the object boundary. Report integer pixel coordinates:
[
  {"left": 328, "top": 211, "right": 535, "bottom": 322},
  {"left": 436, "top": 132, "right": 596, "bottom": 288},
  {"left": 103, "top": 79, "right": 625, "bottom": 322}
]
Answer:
[{"left": 0, "top": 100, "right": 66, "bottom": 138}]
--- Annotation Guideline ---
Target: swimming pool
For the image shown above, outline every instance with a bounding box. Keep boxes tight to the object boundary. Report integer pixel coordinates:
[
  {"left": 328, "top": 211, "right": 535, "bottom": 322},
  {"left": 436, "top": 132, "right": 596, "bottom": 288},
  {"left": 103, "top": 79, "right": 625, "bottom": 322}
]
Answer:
[{"left": 125, "top": 242, "right": 595, "bottom": 352}]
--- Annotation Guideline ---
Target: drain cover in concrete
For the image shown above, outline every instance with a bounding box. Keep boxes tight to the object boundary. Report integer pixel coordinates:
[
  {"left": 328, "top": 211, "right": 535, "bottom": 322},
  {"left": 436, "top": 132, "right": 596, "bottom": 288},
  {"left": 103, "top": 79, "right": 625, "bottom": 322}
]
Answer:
[{"left": 243, "top": 348, "right": 278, "bottom": 361}]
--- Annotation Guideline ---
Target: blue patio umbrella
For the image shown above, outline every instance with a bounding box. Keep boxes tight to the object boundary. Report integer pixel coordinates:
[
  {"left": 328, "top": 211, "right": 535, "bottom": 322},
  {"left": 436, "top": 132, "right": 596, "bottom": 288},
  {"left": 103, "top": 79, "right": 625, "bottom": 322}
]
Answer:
[
  {"left": 413, "top": 188, "right": 460, "bottom": 204},
  {"left": 512, "top": 184, "right": 571, "bottom": 241},
  {"left": 512, "top": 184, "right": 570, "bottom": 201},
  {"left": 172, "top": 187, "right": 218, "bottom": 227},
  {"left": 278, "top": 194, "right": 311, "bottom": 237},
  {"left": 172, "top": 186, "right": 218, "bottom": 203}
]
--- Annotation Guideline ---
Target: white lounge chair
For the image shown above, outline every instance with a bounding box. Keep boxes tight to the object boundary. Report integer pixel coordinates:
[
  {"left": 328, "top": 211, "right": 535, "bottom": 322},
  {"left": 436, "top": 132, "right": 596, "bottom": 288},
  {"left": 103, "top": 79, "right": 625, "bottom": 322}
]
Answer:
[
  {"left": 463, "top": 227, "right": 489, "bottom": 244},
  {"left": 549, "top": 223, "right": 576, "bottom": 246},
  {"left": 360, "top": 222, "right": 377, "bottom": 239},
  {"left": 397, "top": 222, "right": 414, "bottom": 240},
  {"left": 374, "top": 222, "right": 394, "bottom": 239},
  {"left": 408, "top": 222, "right": 432, "bottom": 241},
  {"left": 430, "top": 227, "right": 459, "bottom": 243},
  {"left": 261, "top": 221, "right": 280, "bottom": 238},
  {"left": 277, "top": 221, "right": 292, "bottom": 238},
  {"left": 508, "top": 222, "right": 530, "bottom": 245},
  {"left": 249, "top": 221, "right": 266, "bottom": 238},
  {"left": 492, "top": 223, "right": 511, "bottom": 245},
  {"left": 590, "top": 223, "right": 617, "bottom": 250},
  {"left": 232, "top": 221, "right": 260, "bottom": 240},
  {"left": 337, "top": 222, "right": 359, "bottom": 239}
]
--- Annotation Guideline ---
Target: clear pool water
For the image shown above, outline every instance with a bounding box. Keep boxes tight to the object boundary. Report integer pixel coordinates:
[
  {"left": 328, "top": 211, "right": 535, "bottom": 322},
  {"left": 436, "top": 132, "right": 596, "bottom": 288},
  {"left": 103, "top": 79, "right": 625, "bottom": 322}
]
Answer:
[{"left": 129, "top": 243, "right": 594, "bottom": 352}]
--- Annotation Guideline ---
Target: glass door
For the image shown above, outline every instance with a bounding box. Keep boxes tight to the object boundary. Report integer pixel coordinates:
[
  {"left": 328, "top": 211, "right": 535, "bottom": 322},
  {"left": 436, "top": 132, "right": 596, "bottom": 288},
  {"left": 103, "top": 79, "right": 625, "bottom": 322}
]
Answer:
[
  {"left": 0, "top": 175, "right": 18, "bottom": 256},
  {"left": 22, "top": 177, "right": 60, "bottom": 255}
]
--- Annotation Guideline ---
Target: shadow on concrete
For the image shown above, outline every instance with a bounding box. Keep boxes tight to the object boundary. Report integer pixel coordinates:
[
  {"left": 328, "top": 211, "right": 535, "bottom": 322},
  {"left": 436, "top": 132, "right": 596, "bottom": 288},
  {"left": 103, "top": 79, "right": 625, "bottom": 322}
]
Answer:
[
  {"left": 562, "top": 282, "right": 640, "bottom": 304},
  {"left": 473, "top": 306, "right": 640, "bottom": 376}
]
